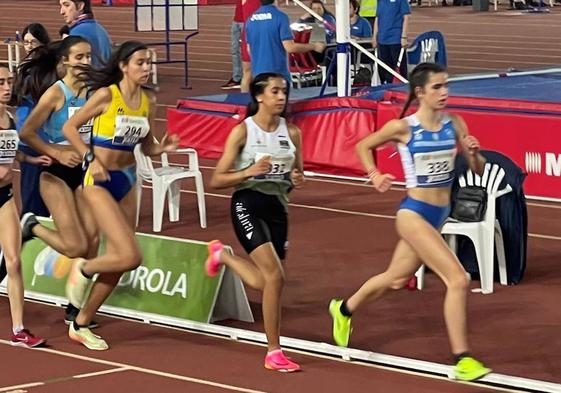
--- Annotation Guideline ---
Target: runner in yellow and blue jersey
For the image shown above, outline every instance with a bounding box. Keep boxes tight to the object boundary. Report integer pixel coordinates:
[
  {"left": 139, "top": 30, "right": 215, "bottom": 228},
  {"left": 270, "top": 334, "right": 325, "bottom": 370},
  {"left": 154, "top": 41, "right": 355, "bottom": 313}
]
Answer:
[
  {"left": 61, "top": 41, "right": 179, "bottom": 351},
  {"left": 329, "top": 63, "right": 492, "bottom": 382}
]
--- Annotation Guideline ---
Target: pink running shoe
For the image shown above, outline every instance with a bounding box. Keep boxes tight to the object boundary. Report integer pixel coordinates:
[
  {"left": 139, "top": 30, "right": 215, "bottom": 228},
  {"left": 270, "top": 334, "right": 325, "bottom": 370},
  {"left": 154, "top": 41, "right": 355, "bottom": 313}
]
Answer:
[
  {"left": 264, "top": 349, "right": 301, "bottom": 372},
  {"left": 10, "top": 329, "right": 46, "bottom": 348},
  {"left": 205, "top": 240, "right": 223, "bottom": 277}
]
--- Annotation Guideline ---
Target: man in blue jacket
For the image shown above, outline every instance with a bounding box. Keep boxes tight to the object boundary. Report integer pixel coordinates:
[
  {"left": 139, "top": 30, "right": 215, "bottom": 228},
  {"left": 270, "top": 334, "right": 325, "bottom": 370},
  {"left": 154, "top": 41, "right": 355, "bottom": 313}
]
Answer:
[
  {"left": 59, "top": 0, "right": 112, "bottom": 66},
  {"left": 246, "top": 0, "right": 325, "bottom": 86}
]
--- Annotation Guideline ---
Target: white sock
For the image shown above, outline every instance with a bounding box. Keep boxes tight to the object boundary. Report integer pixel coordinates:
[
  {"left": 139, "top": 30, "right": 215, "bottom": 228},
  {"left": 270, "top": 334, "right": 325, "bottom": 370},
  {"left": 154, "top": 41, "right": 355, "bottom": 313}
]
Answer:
[{"left": 13, "top": 325, "right": 24, "bottom": 335}]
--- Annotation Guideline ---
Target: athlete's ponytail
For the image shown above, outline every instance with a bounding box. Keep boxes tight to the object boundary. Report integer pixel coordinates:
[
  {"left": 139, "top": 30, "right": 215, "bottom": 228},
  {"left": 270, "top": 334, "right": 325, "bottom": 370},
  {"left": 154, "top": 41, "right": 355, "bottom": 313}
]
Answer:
[
  {"left": 77, "top": 40, "right": 148, "bottom": 94},
  {"left": 13, "top": 36, "right": 90, "bottom": 105},
  {"left": 246, "top": 72, "right": 288, "bottom": 118},
  {"left": 399, "top": 62, "right": 447, "bottom": 118}
]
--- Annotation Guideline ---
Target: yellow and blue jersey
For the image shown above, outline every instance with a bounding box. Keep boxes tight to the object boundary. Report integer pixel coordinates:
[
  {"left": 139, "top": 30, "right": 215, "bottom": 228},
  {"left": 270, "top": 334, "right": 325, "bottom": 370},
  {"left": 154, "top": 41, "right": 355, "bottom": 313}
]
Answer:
[{"left": 92, "top": 84, "right": 150, "bottom": 152}]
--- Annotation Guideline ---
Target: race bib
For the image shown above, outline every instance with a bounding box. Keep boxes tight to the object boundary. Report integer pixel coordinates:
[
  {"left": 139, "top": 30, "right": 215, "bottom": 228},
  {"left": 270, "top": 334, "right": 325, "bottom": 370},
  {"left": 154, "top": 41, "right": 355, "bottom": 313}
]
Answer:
[
  {"left": 0, "top": 130, "right": 19, "bottom": 164},
  {"left": 414, "top": 148, "right": 456, "bottom": 177},
  {"left": 68, "top": 106, "right": 93, "bottom": 142},
  {"left": 253, "top": 152, "right": 293, "bottom": 181},
  {"left": 113, "top": 115, "right": 150, "bottom": 146}
]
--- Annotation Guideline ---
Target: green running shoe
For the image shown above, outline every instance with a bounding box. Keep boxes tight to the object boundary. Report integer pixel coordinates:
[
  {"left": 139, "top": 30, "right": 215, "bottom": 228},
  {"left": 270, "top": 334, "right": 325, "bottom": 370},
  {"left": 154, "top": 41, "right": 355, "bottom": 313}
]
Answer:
[
  {"left": 453, "top": 356, "right": 492, "bottom": 381},
  {"left": 329, "top": 298, "right": 352, "bottom": 347}
]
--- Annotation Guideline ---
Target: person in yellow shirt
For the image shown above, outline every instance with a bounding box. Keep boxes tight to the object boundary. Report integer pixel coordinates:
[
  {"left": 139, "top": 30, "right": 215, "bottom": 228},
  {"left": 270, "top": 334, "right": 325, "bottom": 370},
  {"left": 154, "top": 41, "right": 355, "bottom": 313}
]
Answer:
[{"left": 359, "top": 0, "right": 377, "bottom": 29}]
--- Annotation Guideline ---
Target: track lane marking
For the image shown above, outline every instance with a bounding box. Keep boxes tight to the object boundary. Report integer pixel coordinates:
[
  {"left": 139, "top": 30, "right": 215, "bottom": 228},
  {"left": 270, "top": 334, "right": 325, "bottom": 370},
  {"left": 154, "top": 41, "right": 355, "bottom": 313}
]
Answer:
[{"left": 0, "top": 340, "right": 267, "bottom": 393}]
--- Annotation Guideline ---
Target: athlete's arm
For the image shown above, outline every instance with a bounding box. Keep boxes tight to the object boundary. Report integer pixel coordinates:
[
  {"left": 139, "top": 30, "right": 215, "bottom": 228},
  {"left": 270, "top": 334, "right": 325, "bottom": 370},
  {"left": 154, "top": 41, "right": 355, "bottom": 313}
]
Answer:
[
  {"left": 15, "top": 151, "right": 52, "bottom": 166},
  {"left": 210, "top": 123, "right": 271, "bottom": 190},
  {"left": 288, "top": 124, "right": 304, "bottom": 188},
  {"left": 20, "top": 86, "right": 64, "bottom": 160},
  {"left": 140, "top": 91, "right": 179, "bottom": 156},
  {"left": 63, "top": 87, "right": 111, "bottom": 159},
  {"left": 452, "top": 114, "right": 486, "bottom": 176},
  {"left": 356, "top": 118, "right": 409, "bottom": 190}
]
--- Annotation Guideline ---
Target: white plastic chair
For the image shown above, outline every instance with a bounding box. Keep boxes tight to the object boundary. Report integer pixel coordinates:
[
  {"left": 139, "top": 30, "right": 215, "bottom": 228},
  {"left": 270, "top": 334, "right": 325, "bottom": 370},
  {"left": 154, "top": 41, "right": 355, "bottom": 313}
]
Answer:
[
  {"left": 415, "top": 163, "right": 512, "bottom": 294},
  {"left": 134, "top": 145, "right": 207, "bottom": 232}
]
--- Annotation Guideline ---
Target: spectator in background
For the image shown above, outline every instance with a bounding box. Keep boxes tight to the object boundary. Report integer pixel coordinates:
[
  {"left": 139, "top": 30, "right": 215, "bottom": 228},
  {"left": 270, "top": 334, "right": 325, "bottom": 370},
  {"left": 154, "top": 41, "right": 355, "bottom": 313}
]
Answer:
[
  {"left": 373, "top": 0, "right": 410, "bottom": 84},
  {"left": 246, "top": 0, "right": 326, "bottom": 87},
  {"left": 22, "top": 23, "right": 51, "bottom": 55},
  {"left": 359, "top": 0, "right": 377, "bottom": 30},
  {"left": 298, "top": 0, "right": 336, "bottom": 43},
  {"left": 59, "top": 0, "right": 112, "bottom": 65},
  {"left": 240, "top": 0, "right": 262, "bottom": 92},
  {"left": 222, "top": 0, "right": 244, "bottom": 90},
  {"left": 350, "top": 0, "right": 372, "bottom": 40},
  {"left": 12, "top": 30, "right": 54, "bottom": 217}
]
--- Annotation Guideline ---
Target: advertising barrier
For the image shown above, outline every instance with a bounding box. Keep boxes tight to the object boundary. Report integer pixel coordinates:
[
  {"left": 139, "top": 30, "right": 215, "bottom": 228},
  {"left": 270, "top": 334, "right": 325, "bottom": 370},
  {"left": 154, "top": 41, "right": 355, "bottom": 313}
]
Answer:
[{"left": 1, "top": 226, "right": 253, "bottom": 324}]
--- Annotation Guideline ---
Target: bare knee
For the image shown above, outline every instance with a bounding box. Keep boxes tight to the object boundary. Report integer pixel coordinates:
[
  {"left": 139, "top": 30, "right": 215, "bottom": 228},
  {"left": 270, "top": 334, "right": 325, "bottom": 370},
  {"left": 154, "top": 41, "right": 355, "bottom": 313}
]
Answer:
[
  {"left": 63, "top": 241, "right": 89, "bottom": 258},
  {"left": 263, "top": 268, "right": 285, "bottom": 288},
  {"left": 4, "top": 254, "right": 21, "bottom": 276},
  {"left": 390, "top": 277, "right": 411, "bottom": 290},
  {"left": 119, "top": 245, "right": 142, "bottom": 272},
  {"left": 446, "top": 272, "right": 470, "bottom": 292}
]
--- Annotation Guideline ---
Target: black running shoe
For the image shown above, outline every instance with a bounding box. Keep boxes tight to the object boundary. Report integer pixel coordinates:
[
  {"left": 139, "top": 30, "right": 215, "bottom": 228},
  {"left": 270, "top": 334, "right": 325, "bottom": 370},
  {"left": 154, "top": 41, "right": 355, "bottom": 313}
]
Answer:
[
  {"left": 20, "top": 212, "right": 39, "bottom": 243},
  {"left": 64, "top": 303, "right": 100, "bottom": 329}
]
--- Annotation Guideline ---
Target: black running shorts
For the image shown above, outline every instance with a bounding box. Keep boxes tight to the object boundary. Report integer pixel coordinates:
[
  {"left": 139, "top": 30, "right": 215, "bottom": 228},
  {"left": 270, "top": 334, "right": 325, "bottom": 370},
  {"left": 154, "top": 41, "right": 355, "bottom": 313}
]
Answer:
[{"left": 231, "top": 188, "right": 288, "bottom": 260}]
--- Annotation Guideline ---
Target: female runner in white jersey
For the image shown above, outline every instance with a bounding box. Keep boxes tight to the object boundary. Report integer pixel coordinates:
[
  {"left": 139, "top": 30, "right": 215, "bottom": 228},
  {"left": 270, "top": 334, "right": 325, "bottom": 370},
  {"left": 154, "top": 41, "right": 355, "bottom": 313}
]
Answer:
[
  {"left": 329, "top": 63, "right": 492, "bottom": 381},
  {"left": 205, "top": 73, "right": 305, "bottom": 372}
]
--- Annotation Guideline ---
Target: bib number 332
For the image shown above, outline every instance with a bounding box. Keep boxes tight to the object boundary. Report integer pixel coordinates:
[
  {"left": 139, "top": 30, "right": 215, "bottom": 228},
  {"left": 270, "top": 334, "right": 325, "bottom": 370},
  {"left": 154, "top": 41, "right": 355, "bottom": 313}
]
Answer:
[{"left": 113, "top": 115, "right": 150, "bottom": 146}]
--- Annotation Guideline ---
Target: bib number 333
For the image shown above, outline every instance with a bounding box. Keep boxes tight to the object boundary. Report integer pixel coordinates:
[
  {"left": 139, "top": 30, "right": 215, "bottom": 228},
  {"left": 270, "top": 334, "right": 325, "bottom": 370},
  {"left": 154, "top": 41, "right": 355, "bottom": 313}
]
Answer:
[{"left": 113, "top": 115, "right": 150, "bottom": 146}]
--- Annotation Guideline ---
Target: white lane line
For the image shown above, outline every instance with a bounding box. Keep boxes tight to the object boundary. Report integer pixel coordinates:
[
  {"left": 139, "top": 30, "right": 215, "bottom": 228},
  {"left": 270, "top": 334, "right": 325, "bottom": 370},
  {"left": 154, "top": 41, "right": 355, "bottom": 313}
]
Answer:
[
  {"left": 0, "top": 302, "right": 524, "bottom": 393},
  {"left": 72, "top": 366, "right": 130, "bottom": 379},
  {"left": 153, "top": 185, "right": 561, "bottom": 240},
  {"left": 0, "top": 367, "right": 130, "bottom": 392},
  {"left": 171, "top": 162, "right": 561, "bottom": 207},
  {"left": 0, "top": 340, "right": 267, "bottom": 393}
]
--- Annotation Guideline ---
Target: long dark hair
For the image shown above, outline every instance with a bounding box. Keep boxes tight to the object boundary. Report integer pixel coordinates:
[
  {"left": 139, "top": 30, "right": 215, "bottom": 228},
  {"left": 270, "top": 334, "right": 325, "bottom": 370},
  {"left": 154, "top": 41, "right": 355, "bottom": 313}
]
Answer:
[
  {"left": 13, "top": 35, "right": 90, "bottom": 105},
  {"left": 399, "top": 62, "right": 447, "bottom": 118},
  {"left": 77, "top": 41, "right": 148, "bottom": 94},
  {"left": 246, "top": 73, "right": 288, "bottom": 118},
  {"left": 22, "top": 23, "right": 51, "bottom": 47}
]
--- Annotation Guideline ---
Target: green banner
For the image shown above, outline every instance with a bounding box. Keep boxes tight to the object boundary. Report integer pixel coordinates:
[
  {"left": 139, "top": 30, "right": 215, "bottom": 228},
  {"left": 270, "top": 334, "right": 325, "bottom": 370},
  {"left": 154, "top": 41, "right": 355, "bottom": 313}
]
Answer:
[{"left": 21, "top": 230, "right": 223, "bottom": 323}]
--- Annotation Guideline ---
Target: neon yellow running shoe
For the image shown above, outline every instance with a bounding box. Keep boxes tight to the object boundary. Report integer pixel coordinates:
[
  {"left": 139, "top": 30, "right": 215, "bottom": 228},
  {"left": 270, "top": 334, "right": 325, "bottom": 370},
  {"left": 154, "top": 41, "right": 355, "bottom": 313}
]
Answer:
[
  {"left": 453, "top": 356, "right": 492, "bottom": 381},
  {"left": 69, "top": 323, "right": 109, "bottom": 351},
  {"left": 329, "top": 298, "right": 352, "bottom": 347}
]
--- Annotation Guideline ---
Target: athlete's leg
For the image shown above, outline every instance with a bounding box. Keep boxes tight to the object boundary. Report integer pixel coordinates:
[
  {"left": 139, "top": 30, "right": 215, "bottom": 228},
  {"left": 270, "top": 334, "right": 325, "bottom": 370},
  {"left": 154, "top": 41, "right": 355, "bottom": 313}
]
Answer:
[
  {"left": 75, "top": 186, "right": 140, "bottom": 326},
  {"left": 217, "top": 251, "right": 265, "bottom": 290},
  {"left": 345, "top": 239, "right": 422, "bottom": 313},
  {"left": 396, "top": 210, "right": 470, "bottom": 354},
  {"left": 248, "top": 243, "right": 284, "bottom": 350},
  {"left": 31, "top": 172, "right": 88, "bottom": 257},
  {"left": 0, "top": 198, "right": 24, "bottom": 330}
]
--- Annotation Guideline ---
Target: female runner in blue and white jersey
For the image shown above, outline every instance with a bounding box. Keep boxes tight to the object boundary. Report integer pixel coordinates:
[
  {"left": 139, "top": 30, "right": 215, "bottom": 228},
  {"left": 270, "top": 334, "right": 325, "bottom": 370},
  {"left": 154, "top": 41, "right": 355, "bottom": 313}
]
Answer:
[
  {"left": 20, "top": 36, "right": 98, "bottom": 268},
  {"left": 205, "top": 73, "right": 305, "bottom": 372},
  {"left": 61, "top": 41, "right": 178, "bottom": 350},
  {"left": 329, "top": 63, "right": 492, "bottom": 381},
  {"left": 19, "top": 36, "right": 101, "bottom": 327}
]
